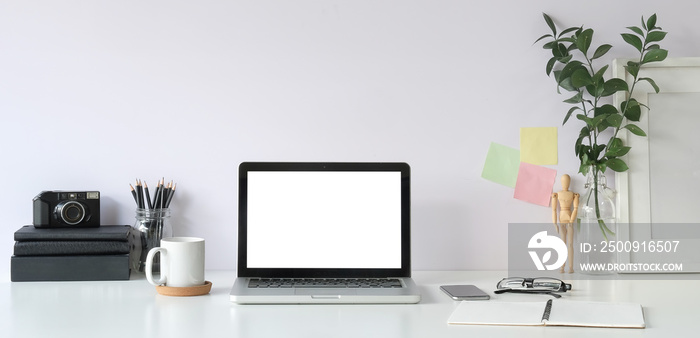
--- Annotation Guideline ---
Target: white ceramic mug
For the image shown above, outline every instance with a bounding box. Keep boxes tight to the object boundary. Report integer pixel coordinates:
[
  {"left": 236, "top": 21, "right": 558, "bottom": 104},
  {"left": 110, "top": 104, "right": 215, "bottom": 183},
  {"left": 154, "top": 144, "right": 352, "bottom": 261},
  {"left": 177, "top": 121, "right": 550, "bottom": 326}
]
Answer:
[{"left": 146, "top": 237, "right": 205, "bottom": 287}]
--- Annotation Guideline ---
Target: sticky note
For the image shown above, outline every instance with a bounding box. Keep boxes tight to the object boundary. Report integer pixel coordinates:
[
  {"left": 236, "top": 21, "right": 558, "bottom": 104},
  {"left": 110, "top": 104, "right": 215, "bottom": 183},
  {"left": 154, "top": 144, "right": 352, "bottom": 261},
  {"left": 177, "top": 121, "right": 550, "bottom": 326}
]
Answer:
[
  {"left": 513, "top": 162, "right": 557, "bottom": 206},
  {"left": 520, "top": 127, "right": 558, "bottom": 165},
  {"left": 481, "top": 142, "right": 520, "bottom": 188}
]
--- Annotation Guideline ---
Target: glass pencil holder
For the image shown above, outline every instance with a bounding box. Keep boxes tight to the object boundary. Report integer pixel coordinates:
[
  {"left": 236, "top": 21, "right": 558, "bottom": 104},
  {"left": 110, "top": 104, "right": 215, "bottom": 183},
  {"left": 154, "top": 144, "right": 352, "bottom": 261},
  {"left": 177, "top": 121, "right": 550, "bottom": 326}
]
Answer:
[{"left": 132, "top": 208, "right": 172, "bottom": 272}]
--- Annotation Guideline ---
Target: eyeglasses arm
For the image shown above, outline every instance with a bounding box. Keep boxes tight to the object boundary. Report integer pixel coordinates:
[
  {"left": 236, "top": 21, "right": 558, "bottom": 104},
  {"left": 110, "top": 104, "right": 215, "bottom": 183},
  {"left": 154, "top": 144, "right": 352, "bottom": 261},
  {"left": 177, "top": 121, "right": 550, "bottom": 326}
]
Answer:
[{"left": 493, "top": 288, "right": 562, "bottom": 298}]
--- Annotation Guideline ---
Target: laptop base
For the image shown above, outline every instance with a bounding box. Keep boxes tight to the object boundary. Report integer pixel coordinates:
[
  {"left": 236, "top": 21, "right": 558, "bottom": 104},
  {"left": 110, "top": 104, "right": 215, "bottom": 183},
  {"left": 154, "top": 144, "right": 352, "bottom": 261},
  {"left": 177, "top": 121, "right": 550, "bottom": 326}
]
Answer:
[{"left": 230, "top": 277, "right": 421, "bottom": 304}]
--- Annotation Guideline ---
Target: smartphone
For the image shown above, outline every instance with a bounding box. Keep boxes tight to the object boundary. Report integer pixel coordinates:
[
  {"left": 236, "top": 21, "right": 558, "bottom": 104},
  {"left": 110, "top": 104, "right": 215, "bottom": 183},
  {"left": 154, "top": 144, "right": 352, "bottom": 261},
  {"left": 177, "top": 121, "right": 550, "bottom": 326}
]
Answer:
[{"left": 440, "top": 285, "right": 490, "bottom": 300}]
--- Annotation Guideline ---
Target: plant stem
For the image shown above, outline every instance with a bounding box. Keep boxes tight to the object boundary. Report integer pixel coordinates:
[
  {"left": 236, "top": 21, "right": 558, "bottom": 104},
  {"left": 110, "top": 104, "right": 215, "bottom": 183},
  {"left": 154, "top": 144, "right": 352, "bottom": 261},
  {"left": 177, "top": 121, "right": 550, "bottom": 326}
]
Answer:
[
  {"left": 590, "top": 167, "right": 615, "bottom": 240},
  {"left": 606, "top": 42, "right": 647, "bottom": 150}
]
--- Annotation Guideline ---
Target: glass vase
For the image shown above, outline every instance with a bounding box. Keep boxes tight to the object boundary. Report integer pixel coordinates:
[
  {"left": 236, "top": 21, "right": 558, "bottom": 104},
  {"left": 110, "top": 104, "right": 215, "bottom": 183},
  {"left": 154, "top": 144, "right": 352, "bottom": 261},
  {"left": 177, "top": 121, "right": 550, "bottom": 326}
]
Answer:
[
  {"left": 132, "top": 208, "right": 172, "bottom": 272},
  {"left": 577, "top": 168, "right": 617, "bottom": 274}
]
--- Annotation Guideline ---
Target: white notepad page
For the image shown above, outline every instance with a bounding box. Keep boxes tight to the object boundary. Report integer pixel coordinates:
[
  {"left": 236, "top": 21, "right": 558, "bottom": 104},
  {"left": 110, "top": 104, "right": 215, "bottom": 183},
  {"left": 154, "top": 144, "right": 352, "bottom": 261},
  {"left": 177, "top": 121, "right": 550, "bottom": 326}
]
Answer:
[
  {"left": 448, "top": 301, "right": 547, "bottom": 326},
  {"left": 546, "top": 301, "right": 645, "bottom": 328},
  {"left": 448, "top": 300, "right": 645, "bottom": 328}
]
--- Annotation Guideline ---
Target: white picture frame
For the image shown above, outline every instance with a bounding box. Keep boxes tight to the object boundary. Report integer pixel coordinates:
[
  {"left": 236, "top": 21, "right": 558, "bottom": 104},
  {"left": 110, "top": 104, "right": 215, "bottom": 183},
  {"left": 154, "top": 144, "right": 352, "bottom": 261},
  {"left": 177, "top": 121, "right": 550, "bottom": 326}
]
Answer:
[{"left": 614, "top": 57, "right": 700, "bottom": 273}]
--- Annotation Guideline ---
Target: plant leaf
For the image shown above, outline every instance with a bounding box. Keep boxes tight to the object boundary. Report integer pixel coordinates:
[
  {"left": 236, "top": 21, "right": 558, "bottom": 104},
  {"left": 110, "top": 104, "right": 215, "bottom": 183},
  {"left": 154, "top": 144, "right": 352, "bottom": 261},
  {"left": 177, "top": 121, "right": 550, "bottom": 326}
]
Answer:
[
  {"left": 639, "top": 77, "right": 661, "bottom": 93},
  {"left": 592, "top": 65, "right": 609, "bottom": 83},
  {"left": 597, "top": 162, "right": 608, "bottom": 174},
  {"left": 646, "top": 14, "right": 658, "bottom": 31},
  {"left": 594, "top": 144, "right": 606, "bottom": 156},
  {"left": 606, "top": 114, "right": 623, "bottom": 128},
  {"left": 579, "top": 161, "right": 591, "bottom": 175},
  {"left": 576, "top": 29, "right": 594, "bottom": 55},
  {"left": 621, "top": 33, "right": 643, "bottom": 52},
  {"left": 559, "top": 27, "right": 580, "bottom": 38},
  {"left": 576, "top": 114, "right": 593, "bottom": 127},
  {"left": 543, "top": 13, "right": 557, "bottom": 35},
  {"left": 646, "top": 31, "right": 667, "bottom": 44},
  {"left": 602, "top": 78, "right": 629, "bottom": 96},
  {"left": 625, "top": 61, "right": 640, "bottom": 78},
  {"left": 605, "top": 145, "right": 631, "bottom": 157},
  {"left": 609, "top": 137, "right": 623, "bottom": 149},
  {"left": 563, "top": 106, "right": 581, "bottom": 125},
  {"left": 571, "top": 68, "right": 593, "bottom": 88},
  {"left": 624, "top": 124, "right": 647, "bottom": 136},
  {"left": 558, "top": 76, "right": 576, "bottom": 92},
  {"left": 546, "top": 57, "right": 557, "bottom": 75},
  {"left": 535, "top": 34, "right": 553, "bottom": 44},
  {"left": 623, "top": 103, "right": 641, "bottom": 122},
  {"left": 564, "top": 92, "right": 584, "bottom": 104},
  {"left": 621, "top": 99, "right": 642, "bottom": 121},
  {"left": 607, "top": 158, "right": 629, "bottom": 172},
  {"left": 627, "top": 26, "right": 644, "bottom": 36},
  {"left": 556, "top": 61, "right": 583, "bottom": 91},
  {"left": 558, "top": 61, "right": 583, "bottom": 80},
  {"left": 591, "top": 114, "right": 607, "bottom": 127},
  {"left": 579, "top": 126, "right": 590, "bottom": 137},
  {"left": 552, "top": 42, "right": 567, "bottom": 57},
  {"left": 591, "top": 44, "right": 612, "bottom": 60},
  {"left": 557, "top": 54, "right": 573, "bottom": 64},
  {"left": 642, "top": 48, "right": 668, "bottom": 64},
  {"left": 595, "top": 104, "right": 618, "bottom": 116}
]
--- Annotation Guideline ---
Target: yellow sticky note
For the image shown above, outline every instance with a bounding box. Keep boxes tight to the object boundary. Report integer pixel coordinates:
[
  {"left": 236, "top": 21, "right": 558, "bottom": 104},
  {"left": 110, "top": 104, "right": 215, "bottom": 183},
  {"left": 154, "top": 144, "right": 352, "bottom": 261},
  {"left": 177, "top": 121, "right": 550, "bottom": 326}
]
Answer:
[{"left": 520, "top": 127, "right": 558, "bottom": 165}]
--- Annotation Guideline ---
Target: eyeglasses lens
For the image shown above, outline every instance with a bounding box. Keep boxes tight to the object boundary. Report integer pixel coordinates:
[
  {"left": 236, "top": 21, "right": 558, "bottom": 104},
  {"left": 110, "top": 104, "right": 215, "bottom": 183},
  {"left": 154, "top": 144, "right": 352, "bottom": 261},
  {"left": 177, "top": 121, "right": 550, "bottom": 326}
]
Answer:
[
  {"left": 498, "top": 278, "right": 563, "bottom": 291},
  {"left": 531, "top": 278, "right": 563, "bottom": 290}
]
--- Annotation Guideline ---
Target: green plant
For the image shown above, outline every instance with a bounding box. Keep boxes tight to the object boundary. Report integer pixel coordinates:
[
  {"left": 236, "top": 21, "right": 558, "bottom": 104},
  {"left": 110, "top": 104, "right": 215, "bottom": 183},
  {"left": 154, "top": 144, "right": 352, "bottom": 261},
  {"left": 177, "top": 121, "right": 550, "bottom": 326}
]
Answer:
[{"left": 536, "top": 13, "right": 668, "bottom": 237}]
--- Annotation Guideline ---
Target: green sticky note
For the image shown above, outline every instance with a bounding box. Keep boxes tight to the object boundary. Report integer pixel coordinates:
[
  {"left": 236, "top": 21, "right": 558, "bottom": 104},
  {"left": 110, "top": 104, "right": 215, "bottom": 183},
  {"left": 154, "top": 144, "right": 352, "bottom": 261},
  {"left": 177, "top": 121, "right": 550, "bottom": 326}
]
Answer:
[
  {"left": 482, "top": 142, "right": 520, "bottom": 188},
  {"left": 520, "top": 127, "right": 558, "bottom": 165}
]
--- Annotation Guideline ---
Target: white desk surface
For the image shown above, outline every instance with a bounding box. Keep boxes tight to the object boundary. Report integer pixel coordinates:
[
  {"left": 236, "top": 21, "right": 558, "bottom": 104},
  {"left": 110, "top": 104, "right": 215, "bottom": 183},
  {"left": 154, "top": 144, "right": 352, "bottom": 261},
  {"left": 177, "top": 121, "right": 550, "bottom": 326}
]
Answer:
[{"left": 2, "top": 270, "right": 700, "bottom": 337}]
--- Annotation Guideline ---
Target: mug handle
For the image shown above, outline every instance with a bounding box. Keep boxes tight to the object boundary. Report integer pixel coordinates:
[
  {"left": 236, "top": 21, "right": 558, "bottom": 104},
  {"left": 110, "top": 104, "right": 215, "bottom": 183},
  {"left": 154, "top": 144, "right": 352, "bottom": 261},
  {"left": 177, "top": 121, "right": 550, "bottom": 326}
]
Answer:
[{"left": 145, "top": 247, "right": 167, "bottom": 286}]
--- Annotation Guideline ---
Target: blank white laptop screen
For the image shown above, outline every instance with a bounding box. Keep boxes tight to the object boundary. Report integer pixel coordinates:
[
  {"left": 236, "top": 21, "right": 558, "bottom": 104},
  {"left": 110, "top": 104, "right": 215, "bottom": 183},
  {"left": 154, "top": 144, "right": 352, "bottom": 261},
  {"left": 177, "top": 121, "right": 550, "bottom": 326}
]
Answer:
[{"left": 246, "top": 171, "right": 402, "bottom": 269}]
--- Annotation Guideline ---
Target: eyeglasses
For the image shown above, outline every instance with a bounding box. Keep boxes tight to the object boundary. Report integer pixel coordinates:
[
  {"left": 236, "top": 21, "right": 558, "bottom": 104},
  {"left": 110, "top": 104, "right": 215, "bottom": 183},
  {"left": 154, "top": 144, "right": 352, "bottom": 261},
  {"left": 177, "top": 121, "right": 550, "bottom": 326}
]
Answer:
[{"left": 495, "top": 277, "right": 572, "bottom": 298}]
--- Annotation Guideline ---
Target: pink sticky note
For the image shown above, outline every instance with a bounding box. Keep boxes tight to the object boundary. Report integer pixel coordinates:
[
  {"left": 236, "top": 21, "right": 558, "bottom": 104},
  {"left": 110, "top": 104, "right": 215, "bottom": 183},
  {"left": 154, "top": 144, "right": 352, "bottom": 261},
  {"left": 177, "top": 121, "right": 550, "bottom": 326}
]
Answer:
[{"left": 513, "top": 162, "right": 557, "bottom": 206}]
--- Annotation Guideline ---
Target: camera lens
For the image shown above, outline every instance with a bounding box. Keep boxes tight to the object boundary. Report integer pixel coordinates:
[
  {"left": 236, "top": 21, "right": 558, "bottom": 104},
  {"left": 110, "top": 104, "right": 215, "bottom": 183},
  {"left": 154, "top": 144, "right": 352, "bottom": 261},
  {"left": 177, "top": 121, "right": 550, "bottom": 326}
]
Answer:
[{"left": 55, "top": 201, "right": 86, "bottom": 225}]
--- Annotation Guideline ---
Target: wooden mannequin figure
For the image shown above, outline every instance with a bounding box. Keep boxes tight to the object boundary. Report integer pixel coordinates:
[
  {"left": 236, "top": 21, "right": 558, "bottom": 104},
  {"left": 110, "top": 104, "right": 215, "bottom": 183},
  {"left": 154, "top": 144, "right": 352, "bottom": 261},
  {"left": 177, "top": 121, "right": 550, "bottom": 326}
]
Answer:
[{"left": 551, "top": 174, "right": 579, "bottom": 273}]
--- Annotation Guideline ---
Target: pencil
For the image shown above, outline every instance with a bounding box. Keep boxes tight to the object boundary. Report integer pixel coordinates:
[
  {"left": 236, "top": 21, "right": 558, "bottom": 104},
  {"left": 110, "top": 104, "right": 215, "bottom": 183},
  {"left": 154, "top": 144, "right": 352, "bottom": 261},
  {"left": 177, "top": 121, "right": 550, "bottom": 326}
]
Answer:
[
  {"left": 135, "top": 179, "right": 144, "bottom": 209},
  {"left": 153, "top": 179, "right": 163, "bottom": 210},
  {"left": 129, "top": 184, "right": 137, "bottom": 206},
  {"left": 144, "top": 181, "right": 153, "bottom": 210},
  {"left": 159, "top": 180, "right": 165, "bottom": 209},
  {"left": 165, "top": 183, "right": 176, "bottom": 208}
]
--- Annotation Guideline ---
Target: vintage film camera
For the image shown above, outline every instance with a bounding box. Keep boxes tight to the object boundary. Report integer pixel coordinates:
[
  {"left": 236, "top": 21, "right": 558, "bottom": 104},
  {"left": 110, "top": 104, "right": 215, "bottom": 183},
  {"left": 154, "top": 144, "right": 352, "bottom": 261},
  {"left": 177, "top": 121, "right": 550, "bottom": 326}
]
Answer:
[{"left": 33, "top": 191, "right": 100, "bottom": 228}]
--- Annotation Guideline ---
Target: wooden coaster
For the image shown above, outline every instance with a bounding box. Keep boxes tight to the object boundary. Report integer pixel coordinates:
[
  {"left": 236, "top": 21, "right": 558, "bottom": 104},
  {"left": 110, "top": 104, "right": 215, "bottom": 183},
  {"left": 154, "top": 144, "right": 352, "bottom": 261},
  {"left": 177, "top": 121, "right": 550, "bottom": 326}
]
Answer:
[{"left": 155, "top": 281, "right": 212, "bottom": 297}]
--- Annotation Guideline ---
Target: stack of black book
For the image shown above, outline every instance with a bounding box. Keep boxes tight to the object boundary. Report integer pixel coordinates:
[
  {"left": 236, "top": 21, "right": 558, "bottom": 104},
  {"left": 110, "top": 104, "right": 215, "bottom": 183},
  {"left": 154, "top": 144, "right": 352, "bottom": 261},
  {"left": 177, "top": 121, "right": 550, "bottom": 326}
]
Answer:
[{"left": 11, "top": 225, "right": 135, "bottom": 281}]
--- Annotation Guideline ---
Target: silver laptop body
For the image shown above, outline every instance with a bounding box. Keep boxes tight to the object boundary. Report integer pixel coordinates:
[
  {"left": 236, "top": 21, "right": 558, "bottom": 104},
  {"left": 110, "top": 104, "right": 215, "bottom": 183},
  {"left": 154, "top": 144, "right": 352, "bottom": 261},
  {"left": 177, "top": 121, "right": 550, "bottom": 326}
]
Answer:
[{"left": 230, "top": 162, "right": 421, "bottom": 304}]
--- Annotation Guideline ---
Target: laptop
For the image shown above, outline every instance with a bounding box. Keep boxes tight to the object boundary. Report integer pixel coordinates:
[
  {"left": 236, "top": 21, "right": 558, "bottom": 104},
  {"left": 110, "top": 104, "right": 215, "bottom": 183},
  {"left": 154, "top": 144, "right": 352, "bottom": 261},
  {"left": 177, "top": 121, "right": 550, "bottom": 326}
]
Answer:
[{"left": 230, "top": 162, "right": 421, "bottom": 304}]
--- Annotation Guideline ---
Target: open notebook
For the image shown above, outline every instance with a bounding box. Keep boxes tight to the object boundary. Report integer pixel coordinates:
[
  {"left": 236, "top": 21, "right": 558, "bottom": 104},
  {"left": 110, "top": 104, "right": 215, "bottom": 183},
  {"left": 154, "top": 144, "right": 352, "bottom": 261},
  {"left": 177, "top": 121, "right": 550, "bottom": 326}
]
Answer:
[{"left": 448, "top": 299, "right": 645, "bottom": 328}]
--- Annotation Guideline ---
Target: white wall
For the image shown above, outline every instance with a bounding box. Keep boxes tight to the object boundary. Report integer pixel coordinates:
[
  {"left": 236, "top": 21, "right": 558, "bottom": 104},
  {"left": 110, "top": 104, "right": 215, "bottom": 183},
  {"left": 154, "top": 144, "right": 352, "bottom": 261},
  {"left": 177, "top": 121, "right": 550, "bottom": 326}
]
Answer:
[{"left": 2, "top": 0, "right": 699, "bottom": 273}]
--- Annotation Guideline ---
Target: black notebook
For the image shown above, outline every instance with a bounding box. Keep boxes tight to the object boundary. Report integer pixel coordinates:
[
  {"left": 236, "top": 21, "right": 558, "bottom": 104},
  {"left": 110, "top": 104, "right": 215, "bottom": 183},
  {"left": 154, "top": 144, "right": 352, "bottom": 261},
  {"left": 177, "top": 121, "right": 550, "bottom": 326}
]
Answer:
[
  {"left": 13, "top": 240, "right": 131, "bottom": 256},
  {"left": 10, "top": 255, "right": 130, "bottom": 281},
  {"left": 14, "top": 225, "right": 132, "bottom": 241},
  {"left": 448, "top": 299, "right": 645, "bottom": 328}
]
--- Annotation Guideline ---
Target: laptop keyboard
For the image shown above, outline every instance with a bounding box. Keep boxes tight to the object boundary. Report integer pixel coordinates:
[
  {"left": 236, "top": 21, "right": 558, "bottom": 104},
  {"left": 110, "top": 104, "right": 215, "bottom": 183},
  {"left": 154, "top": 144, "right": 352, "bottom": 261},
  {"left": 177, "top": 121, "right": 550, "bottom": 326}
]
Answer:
[{"left": 248, "top": 278, "right": 403, "bottom": 289}]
